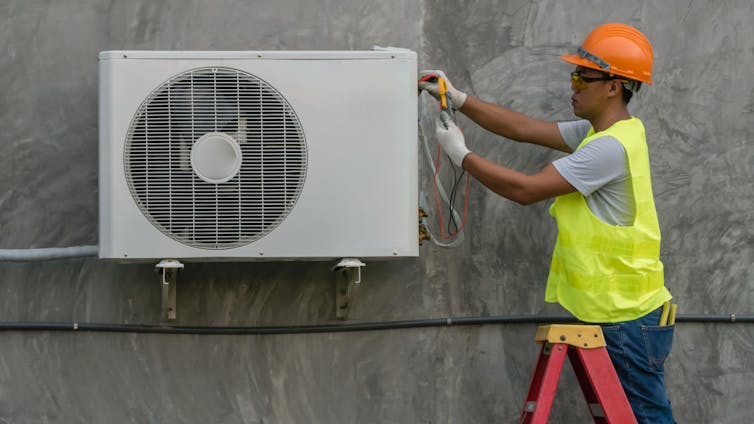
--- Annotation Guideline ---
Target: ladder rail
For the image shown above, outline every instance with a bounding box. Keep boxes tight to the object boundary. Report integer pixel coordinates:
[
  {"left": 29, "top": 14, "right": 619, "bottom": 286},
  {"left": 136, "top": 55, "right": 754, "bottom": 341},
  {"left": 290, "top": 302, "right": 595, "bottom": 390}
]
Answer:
[
  {"left": 519, "top": 343, "right": 568, "bottom": 423},
  {"left": 574, "top": 347, "right": 637, "bottom": 423}
]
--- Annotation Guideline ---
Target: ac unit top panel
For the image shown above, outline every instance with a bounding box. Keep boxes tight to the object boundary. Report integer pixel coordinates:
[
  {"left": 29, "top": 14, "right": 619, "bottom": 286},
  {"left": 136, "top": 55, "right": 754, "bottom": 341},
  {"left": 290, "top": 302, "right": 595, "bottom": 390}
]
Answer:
[{"left": 99, "top": 49, "right": 416, "bottom": 61}]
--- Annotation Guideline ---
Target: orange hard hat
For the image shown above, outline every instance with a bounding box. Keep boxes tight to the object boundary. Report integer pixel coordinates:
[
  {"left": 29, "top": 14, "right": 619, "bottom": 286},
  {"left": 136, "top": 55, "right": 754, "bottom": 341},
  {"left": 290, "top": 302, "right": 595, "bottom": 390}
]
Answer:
[{"left": 561, "top": 23, "right": 654, "bottom": 84}]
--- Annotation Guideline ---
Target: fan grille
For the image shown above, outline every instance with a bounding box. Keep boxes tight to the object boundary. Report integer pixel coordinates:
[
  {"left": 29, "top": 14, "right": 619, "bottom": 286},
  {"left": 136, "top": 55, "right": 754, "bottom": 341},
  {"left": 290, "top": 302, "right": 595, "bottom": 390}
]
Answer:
[{"left": 124, "top": 67, "right": 307, "bottom": 249}]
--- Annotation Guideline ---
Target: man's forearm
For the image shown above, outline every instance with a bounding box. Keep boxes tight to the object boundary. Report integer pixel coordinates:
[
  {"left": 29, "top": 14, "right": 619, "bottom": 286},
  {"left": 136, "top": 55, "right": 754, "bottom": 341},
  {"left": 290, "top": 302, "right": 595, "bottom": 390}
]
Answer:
[
  {"left": 459, "top": 96, "right": 532, "bottom": 141},
  {"left": 459, "top": 96, "right": 569, "bottom": 152},
  {"left": 461, "top": 152, "right": 535, "bottom": 204},
  {"left": 461, "top": 154, "right": 577, "bottom": 205}
]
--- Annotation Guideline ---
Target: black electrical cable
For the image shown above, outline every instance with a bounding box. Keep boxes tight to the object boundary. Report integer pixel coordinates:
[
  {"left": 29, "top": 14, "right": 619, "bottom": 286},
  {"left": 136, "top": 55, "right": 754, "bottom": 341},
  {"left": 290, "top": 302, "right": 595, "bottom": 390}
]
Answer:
[
  {"left": 446, "top": 158, "right": 458, "bottom": 234},
  {"left": 447, "top": 163, "right": 466, "bottom": 234},
  {"left": 1, "top": 314, "right": 752, "bottom": 335}
]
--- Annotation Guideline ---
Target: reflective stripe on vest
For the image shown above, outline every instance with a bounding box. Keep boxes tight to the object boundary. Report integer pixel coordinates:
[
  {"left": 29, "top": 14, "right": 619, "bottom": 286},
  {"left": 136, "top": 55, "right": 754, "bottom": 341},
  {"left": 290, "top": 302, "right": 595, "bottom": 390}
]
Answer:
[{"left": 545, "top": 117, "right": 671, "bottom": 323}]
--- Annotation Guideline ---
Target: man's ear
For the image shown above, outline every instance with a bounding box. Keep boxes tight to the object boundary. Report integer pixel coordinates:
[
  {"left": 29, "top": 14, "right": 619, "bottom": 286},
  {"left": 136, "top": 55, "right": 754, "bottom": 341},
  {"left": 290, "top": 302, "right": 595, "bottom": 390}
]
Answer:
[{"left": 606, "top": 80, "right": 622, "bottom": 97}]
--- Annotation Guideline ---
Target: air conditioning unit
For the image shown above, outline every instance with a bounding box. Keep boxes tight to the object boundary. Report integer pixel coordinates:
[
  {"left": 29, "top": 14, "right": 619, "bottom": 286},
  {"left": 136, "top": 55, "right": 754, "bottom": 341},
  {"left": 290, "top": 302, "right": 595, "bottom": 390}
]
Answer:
[{"left": 99, "top": 50, "right": 418, "bottom": 261}]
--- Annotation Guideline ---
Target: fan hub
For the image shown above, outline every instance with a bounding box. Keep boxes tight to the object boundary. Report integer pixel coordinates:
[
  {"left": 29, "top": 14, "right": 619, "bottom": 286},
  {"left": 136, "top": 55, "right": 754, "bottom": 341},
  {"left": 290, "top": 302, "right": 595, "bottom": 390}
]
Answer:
[{"left": 191, "top": 132, "right": 242, "bottom": 184}]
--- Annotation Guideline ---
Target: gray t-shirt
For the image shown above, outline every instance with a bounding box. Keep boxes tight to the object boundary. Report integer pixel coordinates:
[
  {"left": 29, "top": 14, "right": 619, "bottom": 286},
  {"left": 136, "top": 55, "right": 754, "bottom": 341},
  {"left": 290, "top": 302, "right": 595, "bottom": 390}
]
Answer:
[{"left": 552, "top": 120, "right": 635, "bottom": 226}]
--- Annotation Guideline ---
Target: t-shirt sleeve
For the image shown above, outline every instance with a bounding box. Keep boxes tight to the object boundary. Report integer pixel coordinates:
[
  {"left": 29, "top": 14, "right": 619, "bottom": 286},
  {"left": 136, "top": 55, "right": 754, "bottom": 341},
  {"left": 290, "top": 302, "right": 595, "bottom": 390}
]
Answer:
[
  {"left": 557, "top": 120, "right": 592, "bottom": 151},
  {"left": 551, "top": 136, "right": 628, "bottom": 196}
]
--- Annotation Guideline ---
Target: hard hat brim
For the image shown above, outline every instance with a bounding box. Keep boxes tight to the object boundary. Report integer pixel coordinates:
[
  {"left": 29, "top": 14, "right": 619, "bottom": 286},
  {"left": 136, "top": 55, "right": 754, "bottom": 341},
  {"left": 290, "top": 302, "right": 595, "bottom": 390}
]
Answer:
[
  {"left": 560, "top": 53, "right": 608, "bottom": 73},
  {"left": 560, "top": 53, "right": 653, "bottom": 84}
]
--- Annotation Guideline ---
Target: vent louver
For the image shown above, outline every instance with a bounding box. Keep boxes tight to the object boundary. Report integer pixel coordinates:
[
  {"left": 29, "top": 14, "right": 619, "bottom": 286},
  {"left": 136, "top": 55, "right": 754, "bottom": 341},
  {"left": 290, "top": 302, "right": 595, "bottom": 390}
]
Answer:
[{"left": 124, "top": 67, "right": 307, "bottom": 249}]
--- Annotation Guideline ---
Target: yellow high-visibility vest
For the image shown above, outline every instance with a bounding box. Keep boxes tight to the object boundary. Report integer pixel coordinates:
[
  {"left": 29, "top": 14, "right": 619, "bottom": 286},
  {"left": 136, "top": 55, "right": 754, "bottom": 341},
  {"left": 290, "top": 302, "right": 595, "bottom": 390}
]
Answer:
[{"left": 545, "top": 117, "right": 671, "bottom": 323}]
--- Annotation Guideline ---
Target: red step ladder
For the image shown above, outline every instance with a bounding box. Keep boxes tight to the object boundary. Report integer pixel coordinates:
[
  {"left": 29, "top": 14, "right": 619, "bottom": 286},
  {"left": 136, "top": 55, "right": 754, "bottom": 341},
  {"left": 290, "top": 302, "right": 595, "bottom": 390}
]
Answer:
[{"left": 519, "top": 325, "right": 637, "bottom": 423}]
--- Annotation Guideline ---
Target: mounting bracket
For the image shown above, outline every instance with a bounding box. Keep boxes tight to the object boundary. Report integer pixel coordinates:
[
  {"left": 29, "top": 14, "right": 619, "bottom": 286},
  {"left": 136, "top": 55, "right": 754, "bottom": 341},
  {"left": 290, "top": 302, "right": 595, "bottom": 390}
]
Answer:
[
  {"left": 331, "top": 258, "right": 365, "bottom": 320},
  {"left": 155, "top": 259, "right": 184, "bottom": 321}
]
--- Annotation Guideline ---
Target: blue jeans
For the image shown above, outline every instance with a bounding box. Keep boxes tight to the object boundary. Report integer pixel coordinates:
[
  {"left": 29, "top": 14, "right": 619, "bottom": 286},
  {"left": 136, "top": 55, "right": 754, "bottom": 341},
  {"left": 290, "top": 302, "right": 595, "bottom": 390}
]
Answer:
[{"left": 598, "top": 307, "right": 676, "bottom": 424}]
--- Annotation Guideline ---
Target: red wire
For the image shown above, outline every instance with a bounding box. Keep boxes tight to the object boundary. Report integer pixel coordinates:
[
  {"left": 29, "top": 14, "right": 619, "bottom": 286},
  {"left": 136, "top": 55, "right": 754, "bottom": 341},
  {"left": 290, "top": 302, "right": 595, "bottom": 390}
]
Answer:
[{"left": 433, "top": 144, "right": 471, "bottom": 240}]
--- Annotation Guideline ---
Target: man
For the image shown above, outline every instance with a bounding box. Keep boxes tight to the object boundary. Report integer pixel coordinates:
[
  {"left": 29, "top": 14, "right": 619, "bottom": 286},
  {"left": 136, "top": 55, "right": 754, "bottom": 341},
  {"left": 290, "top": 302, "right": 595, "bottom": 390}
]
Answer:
[{"left": 419, "top": 23, "right": 675, "bottom": 423}]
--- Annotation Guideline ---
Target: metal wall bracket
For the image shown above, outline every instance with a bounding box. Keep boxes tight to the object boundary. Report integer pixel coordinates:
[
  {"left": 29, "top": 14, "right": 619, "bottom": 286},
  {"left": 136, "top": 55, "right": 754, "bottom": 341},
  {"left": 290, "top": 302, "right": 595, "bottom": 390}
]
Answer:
[
  {"left": 331, "top": 258, "right": 365, "bottom": 320},
  {"left": 155, "top": 259, "right": 184, "bottom": 321}
]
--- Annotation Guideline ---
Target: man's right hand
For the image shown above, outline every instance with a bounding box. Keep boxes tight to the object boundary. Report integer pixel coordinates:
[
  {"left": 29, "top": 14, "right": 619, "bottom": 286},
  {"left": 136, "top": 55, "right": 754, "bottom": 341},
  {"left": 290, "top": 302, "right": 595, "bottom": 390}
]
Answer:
[{"left": 418, "top": 70, "right": 468, "bottom": 110}]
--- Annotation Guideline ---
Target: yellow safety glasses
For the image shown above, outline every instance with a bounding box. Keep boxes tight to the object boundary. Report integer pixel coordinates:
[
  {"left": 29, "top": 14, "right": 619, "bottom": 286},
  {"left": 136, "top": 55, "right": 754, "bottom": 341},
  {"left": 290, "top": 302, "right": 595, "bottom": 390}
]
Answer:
[{"left": 570, "top": 71, "right": 624, "bottom": 90}]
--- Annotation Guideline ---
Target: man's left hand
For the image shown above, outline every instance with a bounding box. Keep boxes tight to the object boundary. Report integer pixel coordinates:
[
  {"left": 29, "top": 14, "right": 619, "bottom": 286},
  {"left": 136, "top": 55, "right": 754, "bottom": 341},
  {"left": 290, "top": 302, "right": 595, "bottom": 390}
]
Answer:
[{"left": 436, "top": 111, "right": 471, "bottom": 167}]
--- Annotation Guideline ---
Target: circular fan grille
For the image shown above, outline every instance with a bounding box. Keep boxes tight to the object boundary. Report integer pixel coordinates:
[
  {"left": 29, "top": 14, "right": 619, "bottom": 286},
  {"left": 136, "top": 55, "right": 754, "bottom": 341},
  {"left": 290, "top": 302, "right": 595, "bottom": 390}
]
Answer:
[{"left": 125, "top": 67, "right": 307, "bottom": 249}]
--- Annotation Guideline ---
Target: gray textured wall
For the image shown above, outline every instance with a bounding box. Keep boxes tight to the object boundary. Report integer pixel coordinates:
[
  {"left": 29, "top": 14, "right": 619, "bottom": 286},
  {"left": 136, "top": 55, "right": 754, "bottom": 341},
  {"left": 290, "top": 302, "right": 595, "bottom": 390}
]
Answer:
[{"left": 1, "top": 0, "right": 752, "bottom": 423}]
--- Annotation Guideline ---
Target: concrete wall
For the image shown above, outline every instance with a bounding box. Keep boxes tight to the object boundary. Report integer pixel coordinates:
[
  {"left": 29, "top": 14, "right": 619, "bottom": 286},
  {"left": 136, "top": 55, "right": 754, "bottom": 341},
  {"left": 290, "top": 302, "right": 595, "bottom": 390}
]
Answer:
[{"left": 1, "top": 0, "right": 752, "bottom": 422}]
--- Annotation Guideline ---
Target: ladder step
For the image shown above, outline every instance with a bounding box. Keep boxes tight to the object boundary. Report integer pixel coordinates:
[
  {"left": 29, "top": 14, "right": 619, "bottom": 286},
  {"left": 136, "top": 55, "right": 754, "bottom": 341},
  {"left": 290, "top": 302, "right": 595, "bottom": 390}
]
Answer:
[{"left": 589, "top": 403, "right": 605, "bottom": 417}]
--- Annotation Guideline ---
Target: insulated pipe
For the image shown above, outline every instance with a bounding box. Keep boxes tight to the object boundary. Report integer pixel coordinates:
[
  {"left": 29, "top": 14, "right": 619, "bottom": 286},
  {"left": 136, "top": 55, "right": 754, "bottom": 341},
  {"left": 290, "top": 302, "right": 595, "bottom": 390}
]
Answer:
[
  {"left": 0, "top": 245, "right": 98, "bottom": 262},
  {"left": 0, "top": 314, "right": 752, "bottom": 335}
]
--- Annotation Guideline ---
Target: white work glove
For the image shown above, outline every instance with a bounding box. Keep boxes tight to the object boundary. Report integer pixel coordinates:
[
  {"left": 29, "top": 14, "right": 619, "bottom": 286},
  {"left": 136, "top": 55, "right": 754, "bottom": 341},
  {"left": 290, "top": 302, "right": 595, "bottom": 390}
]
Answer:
[
  {"left": 436, "top": 111, "right": 471, "bottom": 167},
  {"left": 418, "top": 70, "right": 468, "bottom": 110}
]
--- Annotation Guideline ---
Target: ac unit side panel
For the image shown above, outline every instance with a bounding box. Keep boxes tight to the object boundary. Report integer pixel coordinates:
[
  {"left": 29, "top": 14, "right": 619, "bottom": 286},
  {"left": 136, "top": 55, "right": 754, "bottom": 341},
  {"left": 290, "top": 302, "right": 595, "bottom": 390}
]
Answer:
[
  {"left": 261, "top": 58, "right": 418, "bottom": 257},
  {"left": 99, "top": 52, "right": 417, "bottom": 260}
]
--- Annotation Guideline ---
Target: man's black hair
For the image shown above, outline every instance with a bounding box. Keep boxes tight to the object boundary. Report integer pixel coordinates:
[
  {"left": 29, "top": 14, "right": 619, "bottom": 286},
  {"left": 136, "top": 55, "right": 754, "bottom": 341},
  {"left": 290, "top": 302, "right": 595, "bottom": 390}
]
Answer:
[
  {"left": 622, "top": 85, "right": 634, "bottom": 104},
  {"left": 622, "top": 79, "right": 643, "bottom": 104}
]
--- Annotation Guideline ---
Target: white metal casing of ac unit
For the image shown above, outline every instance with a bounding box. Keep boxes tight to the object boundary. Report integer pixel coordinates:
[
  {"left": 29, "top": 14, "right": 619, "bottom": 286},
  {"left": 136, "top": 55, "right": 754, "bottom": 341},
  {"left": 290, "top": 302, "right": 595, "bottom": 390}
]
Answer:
[{"left": 99, "top": 50, "right": 418, "bottom": 260}]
